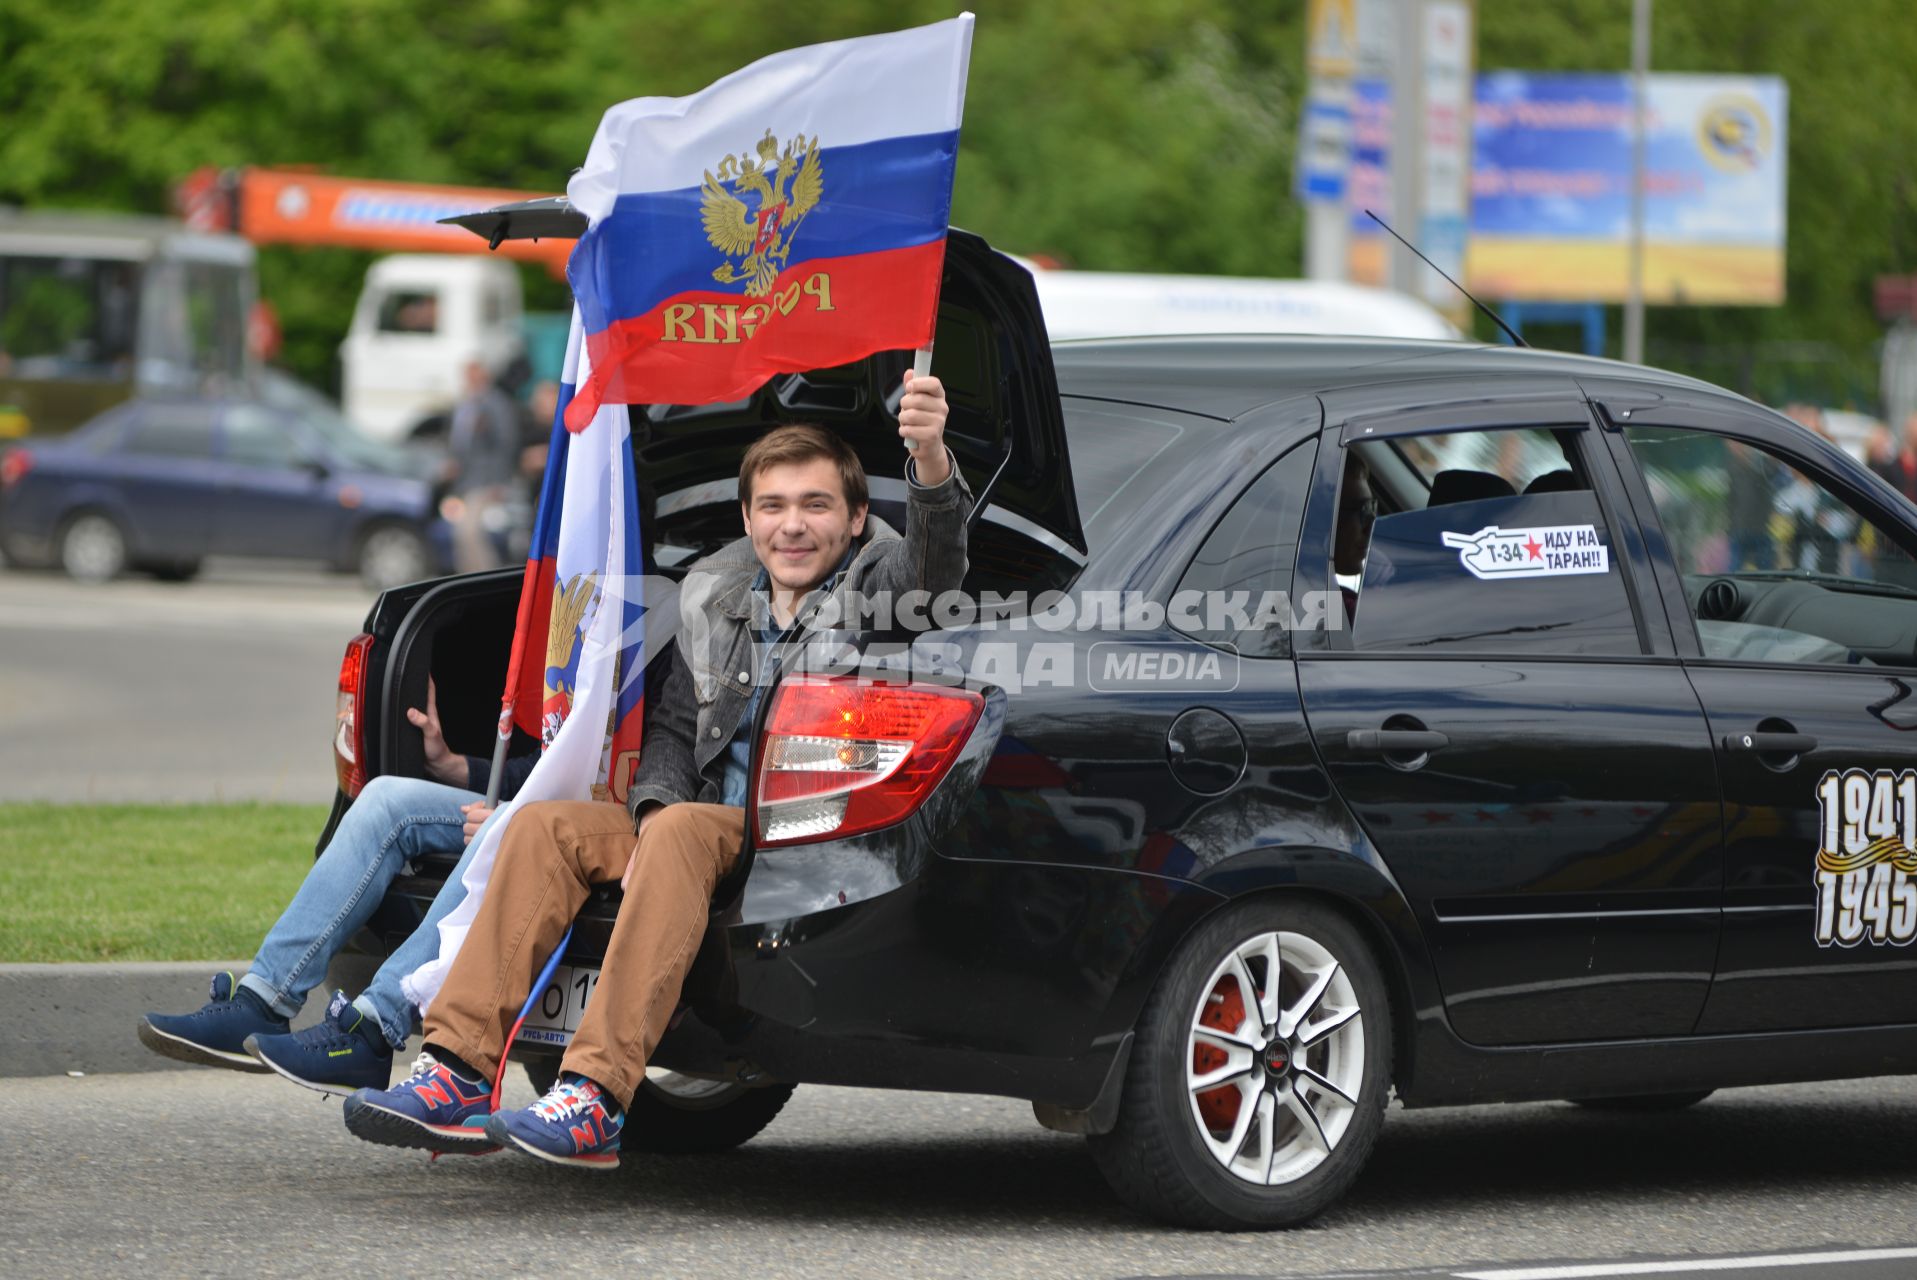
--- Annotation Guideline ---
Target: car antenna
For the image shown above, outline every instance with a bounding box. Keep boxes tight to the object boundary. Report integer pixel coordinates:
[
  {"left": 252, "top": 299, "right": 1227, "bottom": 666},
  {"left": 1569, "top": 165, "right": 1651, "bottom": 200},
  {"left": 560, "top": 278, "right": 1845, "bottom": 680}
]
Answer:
[{"left": 1363, "top": 209, "right": 1528, "bottom": 348}]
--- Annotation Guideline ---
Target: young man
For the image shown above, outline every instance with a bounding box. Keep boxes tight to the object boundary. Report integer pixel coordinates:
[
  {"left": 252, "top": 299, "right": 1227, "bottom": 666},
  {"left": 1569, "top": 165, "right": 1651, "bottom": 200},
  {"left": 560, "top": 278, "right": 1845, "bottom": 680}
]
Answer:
[
  {"left": 138, "top": 680, "right": 534, "bottom": 1094},
  {"left": 343, "top": 370, "right": 969, "bottom": 1168}
]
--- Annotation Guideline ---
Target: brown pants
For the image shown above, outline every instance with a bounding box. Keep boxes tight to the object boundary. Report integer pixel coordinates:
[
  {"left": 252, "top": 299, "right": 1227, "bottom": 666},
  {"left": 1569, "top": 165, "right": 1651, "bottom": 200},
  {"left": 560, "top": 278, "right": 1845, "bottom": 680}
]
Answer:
[{"left": 422, "top": 800, "right": 744, "bottom": 1109}]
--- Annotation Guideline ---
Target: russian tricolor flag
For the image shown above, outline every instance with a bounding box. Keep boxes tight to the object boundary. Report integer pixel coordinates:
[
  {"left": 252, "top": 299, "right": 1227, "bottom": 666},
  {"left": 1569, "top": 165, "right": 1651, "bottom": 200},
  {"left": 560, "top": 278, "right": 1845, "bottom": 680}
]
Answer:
[
  {"left": 563, "top": 14, "right": 974, "bottom": 426},
  {"left": 403, "top": 315, "right": 648, "bottom": 1013},
  {"left": 500, "top": 316, "right": 646, "bottom": 790}
]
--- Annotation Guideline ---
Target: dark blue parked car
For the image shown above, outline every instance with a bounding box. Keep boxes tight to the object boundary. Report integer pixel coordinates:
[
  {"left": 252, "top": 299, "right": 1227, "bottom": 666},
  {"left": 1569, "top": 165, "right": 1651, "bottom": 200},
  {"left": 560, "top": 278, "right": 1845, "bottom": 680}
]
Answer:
[{"left": 0, "top": 397, "right": 450, "bottom": 589}]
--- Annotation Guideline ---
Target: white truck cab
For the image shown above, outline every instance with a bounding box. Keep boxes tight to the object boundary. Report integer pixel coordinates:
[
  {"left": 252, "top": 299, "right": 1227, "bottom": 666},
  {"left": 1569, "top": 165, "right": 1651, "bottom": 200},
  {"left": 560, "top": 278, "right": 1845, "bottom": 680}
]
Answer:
[{"left": 340, "top": 255, "right": 524, "bottom": 441}]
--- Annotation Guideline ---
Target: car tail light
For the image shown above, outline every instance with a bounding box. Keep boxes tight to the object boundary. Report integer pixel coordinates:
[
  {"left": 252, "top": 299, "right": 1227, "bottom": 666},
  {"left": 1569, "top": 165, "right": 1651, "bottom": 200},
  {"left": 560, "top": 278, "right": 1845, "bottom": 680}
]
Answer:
[
  {"left": 752, "top": 676, "right": 985, "bottom": 848},
  {"left": 333, "top": 633, "right": 376, "bottom": 797},
  {"left": 0, "top": 449, "right": 32, "bottom": 489}
]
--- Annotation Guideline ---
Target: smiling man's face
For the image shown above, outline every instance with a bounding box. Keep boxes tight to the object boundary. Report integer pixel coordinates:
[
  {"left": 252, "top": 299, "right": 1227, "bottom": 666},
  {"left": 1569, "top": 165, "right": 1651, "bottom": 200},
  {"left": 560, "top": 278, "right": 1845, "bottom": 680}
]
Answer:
[{"left": 743, "top": 457, "right": 868, "bottom": 597}]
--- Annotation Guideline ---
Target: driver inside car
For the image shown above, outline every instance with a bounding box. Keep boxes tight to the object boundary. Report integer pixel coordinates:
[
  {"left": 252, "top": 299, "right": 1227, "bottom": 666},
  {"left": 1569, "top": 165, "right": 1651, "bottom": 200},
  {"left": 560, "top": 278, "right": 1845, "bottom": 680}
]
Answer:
[{"left": 341, "top": 370, "right": 973, "bottom": 1169}]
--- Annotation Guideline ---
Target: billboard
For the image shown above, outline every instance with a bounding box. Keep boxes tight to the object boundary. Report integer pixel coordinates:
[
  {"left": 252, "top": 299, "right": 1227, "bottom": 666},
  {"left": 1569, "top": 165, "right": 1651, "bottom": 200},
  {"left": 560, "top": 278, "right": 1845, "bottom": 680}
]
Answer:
[
  {"left": 1467, "top": 72, "right": 1788, "bottom": 305},
  {"left": 1345, "top": 76, "right": 1392, "bottom": 286}
]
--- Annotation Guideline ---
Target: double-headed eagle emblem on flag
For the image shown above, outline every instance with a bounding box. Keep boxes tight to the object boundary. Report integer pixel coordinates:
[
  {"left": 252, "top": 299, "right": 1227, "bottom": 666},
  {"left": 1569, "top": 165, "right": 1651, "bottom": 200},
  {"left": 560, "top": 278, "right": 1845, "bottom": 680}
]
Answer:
[
  {"left": 700, "top": 129, "right": 824, "bottom": 296},
  {"left": 542, "top": 572, "right": 599, "bottom": 747}
]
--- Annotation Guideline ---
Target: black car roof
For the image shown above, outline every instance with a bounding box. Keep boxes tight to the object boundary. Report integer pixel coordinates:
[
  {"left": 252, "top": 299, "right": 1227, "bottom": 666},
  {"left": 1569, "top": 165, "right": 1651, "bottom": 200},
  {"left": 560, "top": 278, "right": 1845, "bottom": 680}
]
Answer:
[{"left": 1049, "top": 334, "right": 1739, "bottom": 422}]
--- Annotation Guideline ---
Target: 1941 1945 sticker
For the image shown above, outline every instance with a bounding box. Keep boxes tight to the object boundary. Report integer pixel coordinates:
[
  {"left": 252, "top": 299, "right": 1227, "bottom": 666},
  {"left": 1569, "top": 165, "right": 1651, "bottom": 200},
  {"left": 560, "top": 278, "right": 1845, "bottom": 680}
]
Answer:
[{"left": 1814, "top": 768, "right": 1917, "bottom": 947}]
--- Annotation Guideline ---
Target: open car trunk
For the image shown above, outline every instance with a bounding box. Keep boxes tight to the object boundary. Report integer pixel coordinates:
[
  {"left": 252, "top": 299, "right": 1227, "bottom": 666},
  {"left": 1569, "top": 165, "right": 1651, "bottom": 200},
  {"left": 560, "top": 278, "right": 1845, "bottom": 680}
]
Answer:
[{"left": 338, "top": 214, "right": 1086, "bottom": 988}]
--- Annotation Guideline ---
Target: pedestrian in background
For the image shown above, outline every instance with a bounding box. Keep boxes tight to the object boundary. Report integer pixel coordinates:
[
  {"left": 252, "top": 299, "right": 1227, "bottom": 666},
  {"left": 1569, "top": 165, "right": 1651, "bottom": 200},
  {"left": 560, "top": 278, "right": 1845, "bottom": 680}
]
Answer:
[
  {"left": 1873, "top": 413, "right": 1917, "bottom": 504},
  {"left": 518, "top": 379, "right": 560, "bottom": 484},
  {"left": 447, "top": 359, "right": 520, "bottom": 573},
  {"left": 1866, "top": 421, "right": 1895, "bottom": 476}
]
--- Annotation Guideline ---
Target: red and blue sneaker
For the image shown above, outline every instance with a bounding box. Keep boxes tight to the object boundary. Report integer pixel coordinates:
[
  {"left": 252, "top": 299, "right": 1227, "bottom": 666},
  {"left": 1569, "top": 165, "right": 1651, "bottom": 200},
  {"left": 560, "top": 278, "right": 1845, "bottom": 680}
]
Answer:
[
  {"left": 341, "top": 1050, "right": 497, "bottom": 1155},
  {"left": 484, "top": 1075, "right": 624, "bottom": 1170}
]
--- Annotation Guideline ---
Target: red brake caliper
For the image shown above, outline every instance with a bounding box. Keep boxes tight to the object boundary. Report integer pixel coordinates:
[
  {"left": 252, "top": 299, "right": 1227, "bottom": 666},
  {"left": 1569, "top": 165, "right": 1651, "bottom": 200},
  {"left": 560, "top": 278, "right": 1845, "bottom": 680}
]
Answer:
[{"left": 1193, "top": 975, "right": 1255, "bottom": 1133}]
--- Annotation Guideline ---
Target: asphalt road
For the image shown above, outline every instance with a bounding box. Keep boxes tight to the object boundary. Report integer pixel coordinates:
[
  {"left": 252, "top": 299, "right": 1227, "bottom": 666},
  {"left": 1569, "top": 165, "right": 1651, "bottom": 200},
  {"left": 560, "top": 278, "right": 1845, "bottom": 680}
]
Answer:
[
  {"left": 0, "top": 1071, "right": 1911, "bottom": 1280},
  {"left": 0, "top": 562, "right": 368, "bottom": 803}
]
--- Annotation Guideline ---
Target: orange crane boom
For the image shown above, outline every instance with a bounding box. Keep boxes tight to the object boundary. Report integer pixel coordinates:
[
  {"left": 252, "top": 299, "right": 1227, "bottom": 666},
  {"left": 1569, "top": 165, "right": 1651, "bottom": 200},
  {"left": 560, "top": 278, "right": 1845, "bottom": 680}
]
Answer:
[{"left": 177, "top": 166, "right": 571, "bottom": 276}]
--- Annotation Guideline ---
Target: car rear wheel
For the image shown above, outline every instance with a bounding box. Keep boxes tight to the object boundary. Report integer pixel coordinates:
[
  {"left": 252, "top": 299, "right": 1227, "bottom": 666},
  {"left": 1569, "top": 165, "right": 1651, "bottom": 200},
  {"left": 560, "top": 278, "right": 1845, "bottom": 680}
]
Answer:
[
  {"left": 1571, "top": 1090, "right": 1715, "bottom": 1112},
  {"left": 357, "top": 525, "right": 430, "bottom": 591},
  {"left": 520, "top": 1057, "right": 794, "bottom": 1154},
  {"left": 58, "top": 512, "right": 128, "bottom": 583},
  {"left": 1089, "top": 897, "right": 1392, "bottom": 1230}
]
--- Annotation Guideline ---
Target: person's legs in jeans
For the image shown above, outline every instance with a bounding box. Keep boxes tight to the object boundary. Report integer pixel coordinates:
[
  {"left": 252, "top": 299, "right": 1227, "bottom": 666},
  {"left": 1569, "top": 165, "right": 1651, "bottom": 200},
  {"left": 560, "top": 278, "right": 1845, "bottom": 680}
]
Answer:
[
  {"left": 245, "top": 799, "right": 508, "bottom": 1094},
  {"left": 239, "top": 775, "right": 478, "bottom": 1020},
  {"left": 350, "top": 802, "right": 508, "bottom": 1050},
  {"left": 139, "top": 775, "right": 476, "bottom": 1070}
]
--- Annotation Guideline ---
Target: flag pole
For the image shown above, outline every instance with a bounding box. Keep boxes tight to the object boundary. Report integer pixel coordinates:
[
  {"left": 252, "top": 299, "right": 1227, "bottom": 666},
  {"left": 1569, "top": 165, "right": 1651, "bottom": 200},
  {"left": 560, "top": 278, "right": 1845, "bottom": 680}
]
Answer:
[
  {"left": 485, "top": 558, "right": 544, "bottom": 807},
  {"left": 484, "top": 336, "right": 578, "bottom": 807},
  {"left": 903, "top": 345, "right": 933, "bottom": 452}
]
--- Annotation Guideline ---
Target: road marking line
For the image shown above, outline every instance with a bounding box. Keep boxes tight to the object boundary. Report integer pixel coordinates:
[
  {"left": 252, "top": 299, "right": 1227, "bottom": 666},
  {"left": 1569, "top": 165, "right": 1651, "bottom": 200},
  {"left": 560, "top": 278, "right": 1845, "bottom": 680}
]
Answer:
[{"left": 1455, "top": 1246, "right": 1917, "bottom": 1279}]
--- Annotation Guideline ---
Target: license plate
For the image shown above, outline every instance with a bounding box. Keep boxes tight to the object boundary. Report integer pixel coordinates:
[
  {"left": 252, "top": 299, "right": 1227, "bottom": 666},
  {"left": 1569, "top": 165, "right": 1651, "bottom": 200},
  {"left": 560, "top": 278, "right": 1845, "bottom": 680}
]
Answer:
[{"left": 515, "top": 963, "right": 600, "bottom": 1047}]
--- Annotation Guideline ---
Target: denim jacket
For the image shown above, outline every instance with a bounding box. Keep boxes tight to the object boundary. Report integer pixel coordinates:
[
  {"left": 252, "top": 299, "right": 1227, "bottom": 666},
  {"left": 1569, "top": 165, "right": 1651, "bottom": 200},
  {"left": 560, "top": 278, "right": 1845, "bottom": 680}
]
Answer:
[{"left": 625, "top": 455, "right": 974, "bottom": 828}]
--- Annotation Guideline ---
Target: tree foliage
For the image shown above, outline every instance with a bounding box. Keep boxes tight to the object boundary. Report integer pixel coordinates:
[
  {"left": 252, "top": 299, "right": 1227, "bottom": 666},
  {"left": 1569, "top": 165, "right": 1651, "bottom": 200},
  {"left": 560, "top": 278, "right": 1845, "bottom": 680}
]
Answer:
[{"left": 1, "top": 0, "right": 1911, "bottom": 403}]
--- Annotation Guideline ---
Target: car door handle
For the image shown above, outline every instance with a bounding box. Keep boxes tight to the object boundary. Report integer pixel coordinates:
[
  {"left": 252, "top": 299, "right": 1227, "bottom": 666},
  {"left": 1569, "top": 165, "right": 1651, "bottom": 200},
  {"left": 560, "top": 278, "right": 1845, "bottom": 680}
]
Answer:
[
  {"left": 1347, "top": 729, "right": 1450, "bottom": 754},
  {"left": 1722, "top": 731, "right": 1816, "bottom": 755}
]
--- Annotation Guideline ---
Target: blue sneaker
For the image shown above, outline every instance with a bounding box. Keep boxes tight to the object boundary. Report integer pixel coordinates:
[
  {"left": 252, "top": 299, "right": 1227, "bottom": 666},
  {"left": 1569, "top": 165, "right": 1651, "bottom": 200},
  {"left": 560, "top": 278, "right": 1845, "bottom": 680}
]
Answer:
[
  {"left": 138, "top": 971, "right": 286, "bottom": 1072},
  {"left": 246, "top": 991, "right": 394, "bottom": 1096},
  {"left": 485, "top": 1075, "right": 624, "bottom": 1170},
  {"left": 342, "top": 1051, "right": 497, "bottom": 1154}
]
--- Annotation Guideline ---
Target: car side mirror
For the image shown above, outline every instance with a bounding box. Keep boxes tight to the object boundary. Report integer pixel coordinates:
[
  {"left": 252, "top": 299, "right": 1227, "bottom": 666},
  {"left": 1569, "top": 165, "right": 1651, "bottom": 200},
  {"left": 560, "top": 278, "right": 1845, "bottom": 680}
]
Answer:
[{"left": 301, "top": 457, "right": 332, "bottom": 482}]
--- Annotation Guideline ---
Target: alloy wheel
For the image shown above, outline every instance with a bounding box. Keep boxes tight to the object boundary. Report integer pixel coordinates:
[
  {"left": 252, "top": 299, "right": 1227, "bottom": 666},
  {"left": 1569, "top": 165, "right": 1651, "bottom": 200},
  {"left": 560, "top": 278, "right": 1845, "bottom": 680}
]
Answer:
[
  {"left": 643, "top": 1066, "right": 751, "bottom": 1110},
  {"left": 60, "top": 514, "right": 127, "bottom": 583},
  {"left": 359, "top": 527, "right": 428, "bottom": 591},
  {"left": 1186, "top": 929, "right": 1365, "bottom": 1186}
]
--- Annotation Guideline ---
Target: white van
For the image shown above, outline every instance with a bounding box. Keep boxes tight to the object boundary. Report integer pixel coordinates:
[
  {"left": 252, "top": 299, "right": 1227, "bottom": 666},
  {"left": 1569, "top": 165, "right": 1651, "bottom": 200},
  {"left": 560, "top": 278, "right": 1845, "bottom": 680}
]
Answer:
[
  {"left": 340, "top": 255, "right": 524, "bottom": 441},
  {"left": 1021, "top": 265, "right": 1463, "bottom": 343}
]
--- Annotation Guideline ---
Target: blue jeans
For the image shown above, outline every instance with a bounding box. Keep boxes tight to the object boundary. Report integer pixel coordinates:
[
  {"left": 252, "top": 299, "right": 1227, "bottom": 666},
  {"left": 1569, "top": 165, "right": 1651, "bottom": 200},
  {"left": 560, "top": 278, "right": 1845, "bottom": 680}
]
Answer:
[{"left": 239, "top": 774, "right": 505, "bottom": 1050}]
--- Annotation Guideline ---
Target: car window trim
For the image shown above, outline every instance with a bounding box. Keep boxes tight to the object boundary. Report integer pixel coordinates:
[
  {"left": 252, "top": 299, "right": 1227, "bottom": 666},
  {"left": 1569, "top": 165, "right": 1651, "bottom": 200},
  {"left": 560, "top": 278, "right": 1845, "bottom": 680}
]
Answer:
[
  {"left": 1337, "top": 396, "right": 1590, "bottom": 446},
  {"left": 1574, "top": 409, "right": 1668, "bottom": 657},
  {"left": 1588, "top": 418, "right": 1703, "bottom": 659},
  {"left": 1322, "top": 650, "right": 1691, "bottom": 668}
]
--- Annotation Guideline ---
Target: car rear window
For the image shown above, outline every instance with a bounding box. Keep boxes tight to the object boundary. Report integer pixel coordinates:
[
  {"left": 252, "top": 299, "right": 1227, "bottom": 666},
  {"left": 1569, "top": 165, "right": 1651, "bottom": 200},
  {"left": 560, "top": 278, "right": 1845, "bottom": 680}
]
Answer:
[{"left": 1062, "top": 399, "right": 1220, "bottom": 542}]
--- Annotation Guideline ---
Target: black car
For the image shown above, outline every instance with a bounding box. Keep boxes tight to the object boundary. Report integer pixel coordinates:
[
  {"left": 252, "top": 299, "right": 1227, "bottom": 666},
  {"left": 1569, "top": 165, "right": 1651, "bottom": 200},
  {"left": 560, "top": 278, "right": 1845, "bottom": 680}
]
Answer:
[{"left": 319, "top": 226, "right": 1917, "bottom": 1229}]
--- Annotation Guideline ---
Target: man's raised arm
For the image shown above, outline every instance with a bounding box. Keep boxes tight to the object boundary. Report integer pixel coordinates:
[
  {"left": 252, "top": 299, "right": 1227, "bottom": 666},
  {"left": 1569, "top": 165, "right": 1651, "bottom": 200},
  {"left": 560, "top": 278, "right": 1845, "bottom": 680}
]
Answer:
[{"left": 871, "top": 369, "right": 974, "bottom": 600}]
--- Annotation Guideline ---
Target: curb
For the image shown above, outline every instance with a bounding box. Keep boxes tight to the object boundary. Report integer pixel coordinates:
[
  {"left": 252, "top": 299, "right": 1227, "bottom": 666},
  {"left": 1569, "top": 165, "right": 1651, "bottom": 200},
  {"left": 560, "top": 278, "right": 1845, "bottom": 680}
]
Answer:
[{"left": 0, "top": 957, "right": 379, "bottom": 1078}]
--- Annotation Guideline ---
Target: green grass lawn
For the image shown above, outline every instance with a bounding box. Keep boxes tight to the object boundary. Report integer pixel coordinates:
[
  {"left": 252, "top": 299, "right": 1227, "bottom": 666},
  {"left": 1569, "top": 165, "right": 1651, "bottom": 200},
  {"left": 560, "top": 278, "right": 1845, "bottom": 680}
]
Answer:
[{"left": 0, "top": 803, "right": 330, "bottom": 963}]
